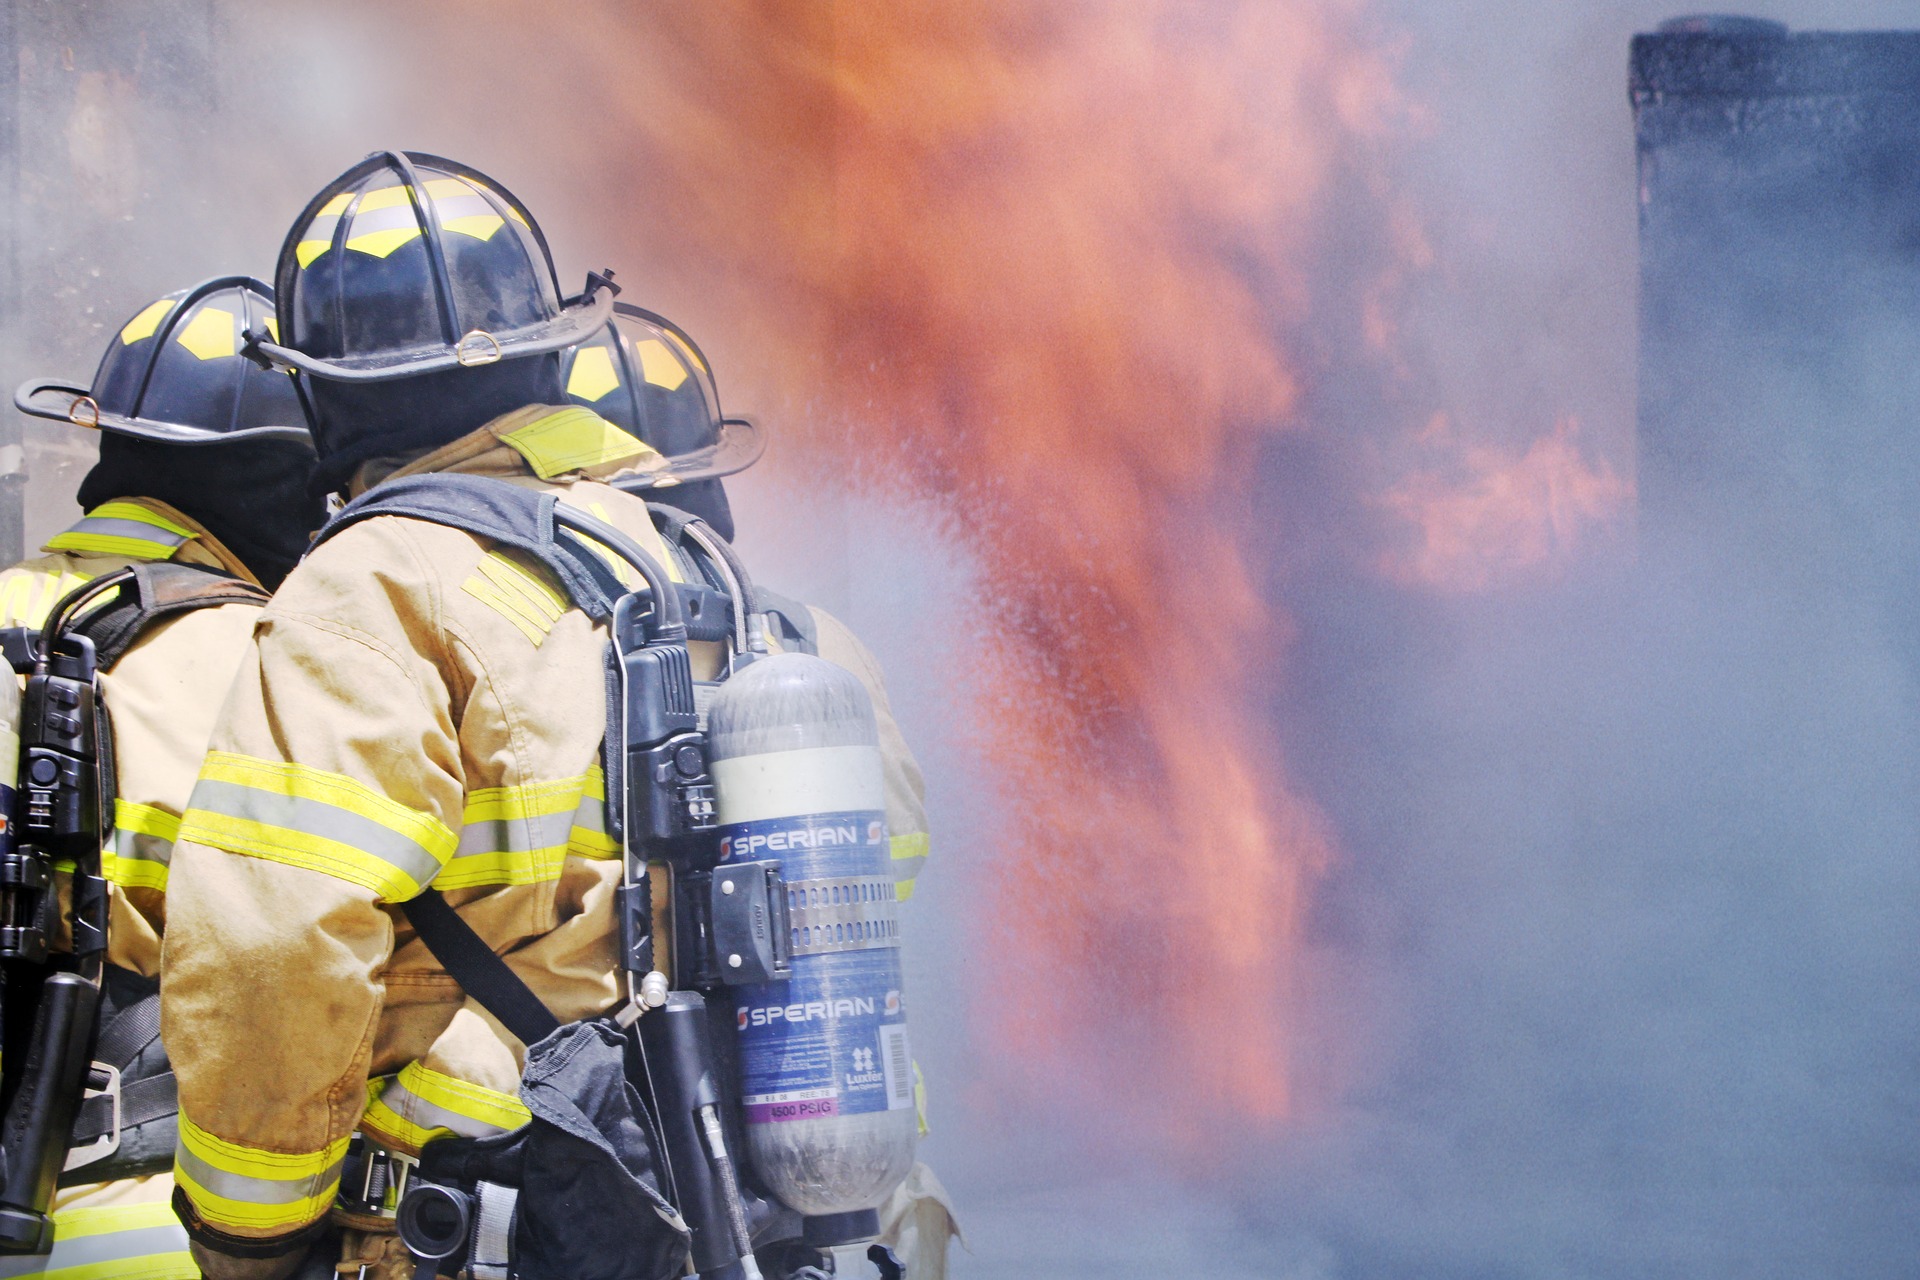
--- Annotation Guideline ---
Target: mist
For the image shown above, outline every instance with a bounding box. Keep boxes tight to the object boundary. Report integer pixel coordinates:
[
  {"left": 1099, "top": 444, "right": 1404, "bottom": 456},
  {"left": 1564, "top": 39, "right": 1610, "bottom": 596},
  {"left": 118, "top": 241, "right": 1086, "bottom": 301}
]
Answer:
[{"left": 5, "top": 2, "right": 1920, "bottom": 1277}]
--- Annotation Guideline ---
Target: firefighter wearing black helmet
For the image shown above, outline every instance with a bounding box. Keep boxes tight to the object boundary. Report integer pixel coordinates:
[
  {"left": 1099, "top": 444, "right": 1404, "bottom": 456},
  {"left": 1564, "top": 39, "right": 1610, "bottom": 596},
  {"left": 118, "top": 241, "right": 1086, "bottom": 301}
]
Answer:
[
  {"left": 149, "top": 152, "right": 688, "bottom": 1280},
  {"left": 562, "top": 303, "right": 963, "bottom": 1274},
  {"left": 0, "top": 277, "right": 321, "bottom": 1279}
]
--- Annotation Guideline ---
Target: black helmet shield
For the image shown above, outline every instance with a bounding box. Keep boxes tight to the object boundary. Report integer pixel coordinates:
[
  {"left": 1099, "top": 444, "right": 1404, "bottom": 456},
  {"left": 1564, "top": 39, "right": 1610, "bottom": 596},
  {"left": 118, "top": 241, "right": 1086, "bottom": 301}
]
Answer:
[
  {"left": 261, "top": 151, "right": 616, "bottom": 383},
  {"left": 14, "top": 276, "right": 310, "bottom": 446}
]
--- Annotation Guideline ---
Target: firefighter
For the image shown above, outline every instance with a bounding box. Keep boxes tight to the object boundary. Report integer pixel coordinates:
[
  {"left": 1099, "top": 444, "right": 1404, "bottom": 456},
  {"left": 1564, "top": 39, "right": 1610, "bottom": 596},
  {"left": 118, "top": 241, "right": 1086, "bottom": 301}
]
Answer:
[
  {"left": 0, "top": 276, "right": 321, "bottom": 1279},
  {"left": 561, "top": 305, "right": 959, "bottom": 1274}
]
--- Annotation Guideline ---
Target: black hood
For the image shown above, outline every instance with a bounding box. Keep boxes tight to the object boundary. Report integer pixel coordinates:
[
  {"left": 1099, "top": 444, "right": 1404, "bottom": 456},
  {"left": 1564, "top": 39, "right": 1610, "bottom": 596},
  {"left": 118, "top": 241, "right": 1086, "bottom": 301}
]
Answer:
[
  {"left": 76, "top": 432, "right": 323, "bottom": 591},
  {"left": 303, "top": 352, "right": 566, "bottom": 497}
]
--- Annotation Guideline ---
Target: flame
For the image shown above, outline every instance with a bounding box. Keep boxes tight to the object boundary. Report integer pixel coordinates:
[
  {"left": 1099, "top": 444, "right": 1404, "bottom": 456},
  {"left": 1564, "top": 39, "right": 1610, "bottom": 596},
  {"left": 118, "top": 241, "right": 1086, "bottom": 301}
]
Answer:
[
  {"left": 376, "top": 0, "right": 1561, "bottom": 1135},
  {"left": 553, "top": 1, "right": 1395, "bottom": 1130},
  {"left": 1376, "top": 414, "right": 1632, "bottom": 592}
]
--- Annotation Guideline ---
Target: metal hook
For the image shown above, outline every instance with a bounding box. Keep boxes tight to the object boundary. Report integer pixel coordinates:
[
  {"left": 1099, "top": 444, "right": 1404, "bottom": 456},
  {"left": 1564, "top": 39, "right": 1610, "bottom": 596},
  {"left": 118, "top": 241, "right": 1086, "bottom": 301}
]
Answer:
[{"left": 455, "top": 330, "right": 503, "bottom": 367}]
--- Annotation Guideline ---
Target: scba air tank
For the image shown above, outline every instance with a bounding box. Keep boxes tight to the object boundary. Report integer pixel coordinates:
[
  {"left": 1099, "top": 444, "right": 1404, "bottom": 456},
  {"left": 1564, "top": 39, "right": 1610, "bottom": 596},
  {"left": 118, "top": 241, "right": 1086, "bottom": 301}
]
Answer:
[{"left": 706, "top": 652, "right": 915, "bottom": 1218}]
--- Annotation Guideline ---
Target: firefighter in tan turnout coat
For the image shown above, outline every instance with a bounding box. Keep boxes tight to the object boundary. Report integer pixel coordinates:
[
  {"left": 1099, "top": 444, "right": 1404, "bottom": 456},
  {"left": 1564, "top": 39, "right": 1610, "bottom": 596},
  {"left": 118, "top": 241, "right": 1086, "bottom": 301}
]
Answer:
[
  {"left": 159, "top": 153, "right": 948, "bottom": 1280},
  {"left": 0, "top": 277, "right": 320, "bottom": 1280}
]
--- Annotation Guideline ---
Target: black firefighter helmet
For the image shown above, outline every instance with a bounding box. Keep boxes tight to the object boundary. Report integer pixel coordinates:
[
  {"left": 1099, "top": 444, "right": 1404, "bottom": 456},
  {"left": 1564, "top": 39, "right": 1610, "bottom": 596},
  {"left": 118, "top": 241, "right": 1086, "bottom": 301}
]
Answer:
[
  {"left": 256, "top": 150, "right": 614, "bottom": 383},
  {"left": 14, "top": 276, "right": 309, "bottom": 445},
  {"left": 561, "top": 303, "right": 766, "bottom": 538},
  {"left": 250, "top": 151, "right": 618, "bottom": 490}
]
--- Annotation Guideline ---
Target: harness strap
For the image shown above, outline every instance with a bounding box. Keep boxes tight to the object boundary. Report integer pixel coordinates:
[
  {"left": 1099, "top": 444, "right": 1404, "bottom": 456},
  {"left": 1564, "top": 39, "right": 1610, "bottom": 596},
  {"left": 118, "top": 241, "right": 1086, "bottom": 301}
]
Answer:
[
  {"left": 70, "top": 561, "right": 268, "bottom": 671},
  {"left": 315, "top": 473, "right": 624, "bottom": 622},
  {"left": 400, "top": 889, "right": 560, "bottom": 1049},
  {"left": 758, "top": 590, "right": 819, "bottom": 656}
]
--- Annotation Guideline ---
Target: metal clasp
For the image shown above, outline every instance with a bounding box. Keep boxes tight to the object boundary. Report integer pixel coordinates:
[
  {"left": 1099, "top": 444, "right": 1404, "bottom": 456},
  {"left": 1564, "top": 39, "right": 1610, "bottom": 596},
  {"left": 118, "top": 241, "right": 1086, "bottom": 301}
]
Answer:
[
  {"left": 455, "top": 330, "right": 503, "bottom": 367},
  {"left": 66, "top": 396, "right": 100, "bottom": 429}
]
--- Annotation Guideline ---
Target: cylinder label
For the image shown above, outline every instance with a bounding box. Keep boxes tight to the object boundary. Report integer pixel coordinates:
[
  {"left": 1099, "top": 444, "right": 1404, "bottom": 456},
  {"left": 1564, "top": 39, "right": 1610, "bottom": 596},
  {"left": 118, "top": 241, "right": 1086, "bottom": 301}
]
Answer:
[{"left": 725, "top": 808, "right": 913, "bottom": 1124}]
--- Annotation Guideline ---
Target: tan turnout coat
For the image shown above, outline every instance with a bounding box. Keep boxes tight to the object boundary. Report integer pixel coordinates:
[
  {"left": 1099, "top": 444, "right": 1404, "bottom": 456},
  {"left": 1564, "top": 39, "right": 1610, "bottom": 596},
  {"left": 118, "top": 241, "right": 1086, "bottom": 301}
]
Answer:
[{"left": 159, "top": 405, "right": 929, "bottom": 1245}]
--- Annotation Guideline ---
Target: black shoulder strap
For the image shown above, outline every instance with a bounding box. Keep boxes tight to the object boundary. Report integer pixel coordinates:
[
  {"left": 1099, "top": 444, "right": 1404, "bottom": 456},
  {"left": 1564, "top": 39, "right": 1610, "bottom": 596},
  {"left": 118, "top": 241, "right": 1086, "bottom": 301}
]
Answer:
[
  {"left": 402, "top": 890, "right": 561, "bottom": 1048},
  {"left": 71, "top": 562, "right": 269, "bottom": 671},
  {"left": 758, "top": 589, "right": 819, "bottom": 656},
  {"left": 314, "top": 473, "right": 624, "bottom": 621}
]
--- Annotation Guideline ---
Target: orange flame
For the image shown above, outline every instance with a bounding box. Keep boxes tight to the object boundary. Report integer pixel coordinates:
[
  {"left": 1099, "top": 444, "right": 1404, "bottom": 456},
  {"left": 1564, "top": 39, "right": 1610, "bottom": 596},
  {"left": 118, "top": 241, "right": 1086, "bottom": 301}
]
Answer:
[
  {"left": 380, "top": 0, "right": 1593, "bottom": 1135},
  {"left": 565, "top": 1, "right": 1393, "bottom": 1130},
  {"left": 1376, "top": 414, "right": 1632, "bottom": 592}
]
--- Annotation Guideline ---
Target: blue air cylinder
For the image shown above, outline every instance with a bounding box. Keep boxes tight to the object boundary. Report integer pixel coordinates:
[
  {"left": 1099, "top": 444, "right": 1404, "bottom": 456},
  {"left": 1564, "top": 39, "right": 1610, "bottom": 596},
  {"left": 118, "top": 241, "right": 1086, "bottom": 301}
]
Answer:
[{"left": 705, "top": 652, "right": 916, "bottom": 1217}]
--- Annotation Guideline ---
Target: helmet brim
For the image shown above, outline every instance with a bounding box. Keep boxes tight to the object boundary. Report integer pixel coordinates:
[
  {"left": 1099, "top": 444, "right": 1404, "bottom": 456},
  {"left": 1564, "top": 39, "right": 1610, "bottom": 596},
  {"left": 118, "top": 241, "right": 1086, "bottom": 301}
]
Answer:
[
  {"left": 14, "top": 377, "right": 313, "bottom": 446},
  {"left": 250, "top": 279, "right": 617, "bottom": 384},
  {"left": 613, "top": 417, "right": 767, "bottom": 492}
]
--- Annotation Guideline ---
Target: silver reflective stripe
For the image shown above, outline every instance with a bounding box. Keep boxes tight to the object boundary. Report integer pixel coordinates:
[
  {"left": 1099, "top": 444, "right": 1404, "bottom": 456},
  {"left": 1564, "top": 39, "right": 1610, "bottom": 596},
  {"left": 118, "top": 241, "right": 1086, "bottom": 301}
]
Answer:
[
  {"left": 60, "top": 516, "right": 190, "bottom": 548},
  {"left": 469, "top": 1181, "right": 519, "bottom": 1280},
  {"left": 381, "top": 1078, "right": 518, "bottom": 1140},
  {"left": 0, "top": 1223, "right": 191, "bottom": 1278},
  {"left": 571, "top": 788, "right": 608, "bottom": 836},
  {"left": 455, "top": 808, "right": 577, "bottom": 858},
  {"left": 174, "top": 1143, "right": 346, "bottom": 1207},
  {"left": 114, "top": 827, "right": 173, "bottom": 868},
  {"left": 187, "top": 778, "right": 446, "bottom": 892}
]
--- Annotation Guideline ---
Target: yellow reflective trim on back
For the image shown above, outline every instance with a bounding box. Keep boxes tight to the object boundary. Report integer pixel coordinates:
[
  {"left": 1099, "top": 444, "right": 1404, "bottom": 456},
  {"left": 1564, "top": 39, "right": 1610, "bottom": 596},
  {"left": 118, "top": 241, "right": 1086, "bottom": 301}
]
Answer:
[
  {"left": 344, "top": 225, "right": 424, "bottom": 259},
  {"left": 440, "top": 772, "right": 598, "bottom": 888},
  {"left": 119, "top": 299, "right": 175, "bottom": 346},
  {"left": 0, "top": 569, "right": 92, "bottom": 629},
  {"left": 83, "top": 501, "right": 194, "bottom": 539},
  {"left": 47, "top": 1201, "right": 183, "bottom": 1242},
  {"left": 179, "top": 752, "right": 456, "bottom": 901},
  {"left": 634, "top": 337, "right": 690, "bottom": 390},
  {"left": 441, "top": 213, "right": 505, "bottom": 242},
  {"left": 566, "top": 345, "right": 621, "bottom": 403},
  {"left": 173, "top": 306, "right": 237, "bottom": 361},
  {"left": 499, "top": 407, "right": 654, "bottom": 478},
  {"left": 461, "top": 551, "right": 567, "bottom": 647}
]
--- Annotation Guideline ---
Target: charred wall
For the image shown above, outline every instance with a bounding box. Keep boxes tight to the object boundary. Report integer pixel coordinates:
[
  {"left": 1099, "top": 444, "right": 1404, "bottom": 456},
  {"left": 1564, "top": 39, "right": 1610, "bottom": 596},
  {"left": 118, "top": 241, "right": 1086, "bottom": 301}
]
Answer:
[{"left": 1633, "top": 19, "right": 1920, "bottom": 608}]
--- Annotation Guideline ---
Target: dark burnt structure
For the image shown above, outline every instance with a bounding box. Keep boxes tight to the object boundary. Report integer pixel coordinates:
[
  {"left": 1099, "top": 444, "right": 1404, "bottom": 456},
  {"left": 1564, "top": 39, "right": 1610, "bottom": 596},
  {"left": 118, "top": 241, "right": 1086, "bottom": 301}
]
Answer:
[{"left": 1632, "top": 17, "right": 1920, "bottom": 591}]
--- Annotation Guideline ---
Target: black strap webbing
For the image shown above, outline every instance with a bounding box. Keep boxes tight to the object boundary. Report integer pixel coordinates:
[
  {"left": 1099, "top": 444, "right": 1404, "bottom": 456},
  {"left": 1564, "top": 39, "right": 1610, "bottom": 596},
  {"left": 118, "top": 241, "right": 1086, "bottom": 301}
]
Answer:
[
  {"left": 314, "top": 474, "right": 624, "bottom": 621},
  {"left": 69, "top": 991, "right": 176, "bottom": 1143},
  {"left": 70, "top": 562, "right": 269, "bottom": 671},
  {"left": 401, "top": 889, "right": 561, "bottom": 1048},
  {"left": 758, "top": 590, "right": 819, "bottom": 656}
]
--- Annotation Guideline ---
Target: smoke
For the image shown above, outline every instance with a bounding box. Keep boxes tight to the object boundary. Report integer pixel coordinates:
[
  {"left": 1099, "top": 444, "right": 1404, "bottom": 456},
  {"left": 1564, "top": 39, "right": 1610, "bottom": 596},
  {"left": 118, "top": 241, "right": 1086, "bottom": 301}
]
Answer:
[{"left": 11, "top": 0, "right": 1920, "bottom": 1275}]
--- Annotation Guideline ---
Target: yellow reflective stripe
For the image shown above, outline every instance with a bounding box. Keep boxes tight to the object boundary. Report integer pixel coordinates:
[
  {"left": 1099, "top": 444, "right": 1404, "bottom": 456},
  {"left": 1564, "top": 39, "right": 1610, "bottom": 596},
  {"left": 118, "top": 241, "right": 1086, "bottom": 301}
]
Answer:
[
  {"left": 361, "top": 1062, "right": 530, "bottom": 1153},
  {"left": 174, "top": 1113, "right": 346, "bottom": 1234},
  {"left": 499, "top": 407, "right": 655, "bottom": 478},
  {"left": 461, "top": 550, "right": 567, "bottom": 647},
  {"left": 0, "top": 570, "right": 93, "bottom": 629},
  {"left": 77, "top": 501, "right": 195, "bottom": 539},
  {"left": 568, "top": 766, "right": 617, "bottom": 859},
  {"left": 179, "top": 753, "right": 455, "bottom": 901},
  {"left": 913, "top": 1060, "right": 928, "bottom": 1138},
  {"left": 46, "top": 502, "right": 197, "bottom": 562},
  {"left": 104, "top": 799, "right": 179, "bottom": 892},
  {"left": 0, "top": 1199, "right": 199, "bottom": 1280},
  {"left": 39, "top": 534, "right": 177, "bottom": 560},
  {"left": 438, "top": 774, "right": 594, "bottom": 888},
  {"left": 890, "top": 832, "right": 928, "bottom": 901}
]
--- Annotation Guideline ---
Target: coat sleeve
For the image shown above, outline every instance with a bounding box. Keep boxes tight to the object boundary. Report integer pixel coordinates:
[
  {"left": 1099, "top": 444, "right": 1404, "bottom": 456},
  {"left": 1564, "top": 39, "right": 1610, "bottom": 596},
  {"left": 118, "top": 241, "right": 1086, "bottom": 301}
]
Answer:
[
  {"left": 807, "top": 607, "right": 931, "bottom": 898},
  {"left": 161, "top": 523, "right": 465, "bottom": 1243}
]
